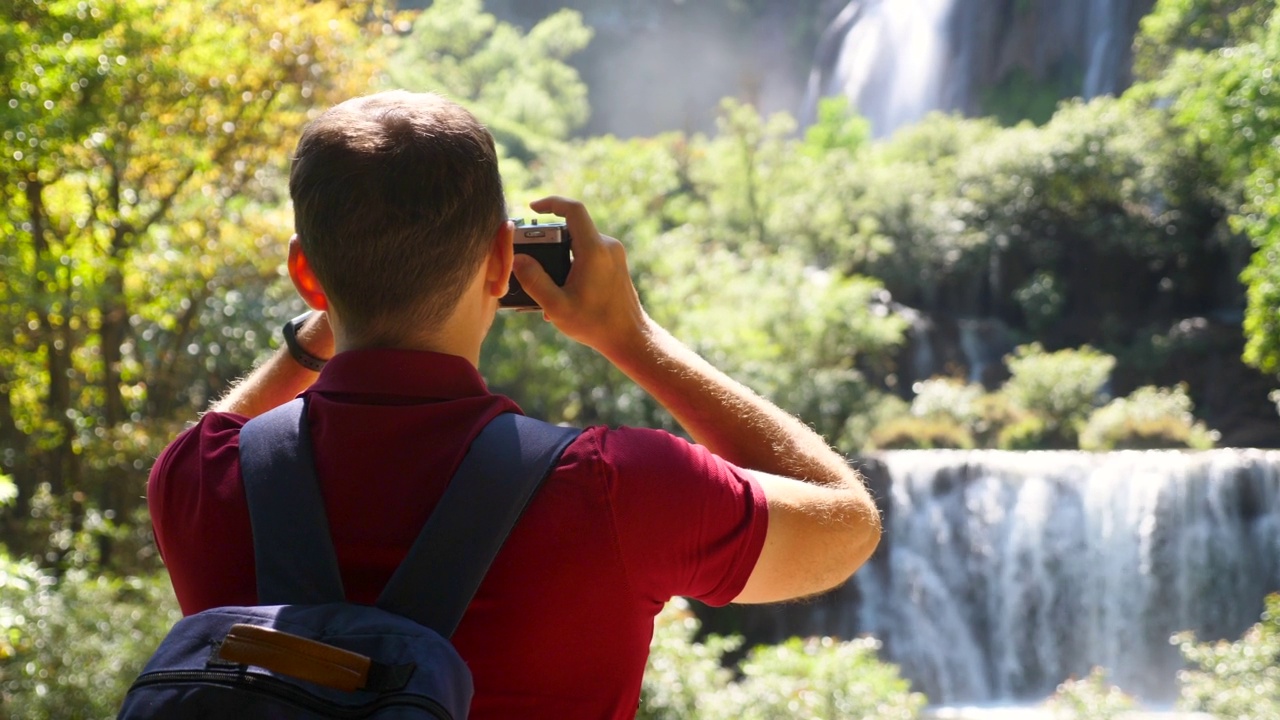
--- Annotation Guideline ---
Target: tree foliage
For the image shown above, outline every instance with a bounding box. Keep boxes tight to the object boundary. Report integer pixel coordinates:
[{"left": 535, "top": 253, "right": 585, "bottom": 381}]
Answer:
[
  {"left": 387, "top": 0, "right": 592, "bottom": 158},
  {"left": 1140, "top": 0, "right": 1280, "bottom": 375},
  {"left": 0, "top": 553, "right": 179, "bottom": 719},
  {"left": 638, "top": 600, "right": 926, "bottom": 720},
  {"left": 1133, "top": 0, "right": 1273, "bottom": 79},
  {"left": 1176, "top": 593, "right": 1280, "bottom": 719},
  {"left": 1045, "top": 667, "right": 1138, "bottom": 720},
  {"left": 484, "top": 100, "right": 908, "bottom": 448},
  {"left": 1078, "top": 384, "right": 1219, "bottom": 451},
  {"left": 0, "top": 0, "right": 383, "bottom": 563}
]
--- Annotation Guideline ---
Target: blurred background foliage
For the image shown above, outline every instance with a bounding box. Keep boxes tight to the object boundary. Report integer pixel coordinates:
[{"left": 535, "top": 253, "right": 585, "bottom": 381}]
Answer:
[
  {"left": 3, "top": 0, "right": 1280, "bottom": 715},
  {"left": 638, "top": 599, "right": 926, "bottom": 720}
]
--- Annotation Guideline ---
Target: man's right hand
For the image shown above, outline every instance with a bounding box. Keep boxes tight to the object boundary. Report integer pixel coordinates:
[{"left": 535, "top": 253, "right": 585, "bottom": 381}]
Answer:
[
  {"left": 512, "top": 195, "right": 881, "bottom": 605},
  {"left": 510, "top": 196, "right": 651, "bottom": 362}
]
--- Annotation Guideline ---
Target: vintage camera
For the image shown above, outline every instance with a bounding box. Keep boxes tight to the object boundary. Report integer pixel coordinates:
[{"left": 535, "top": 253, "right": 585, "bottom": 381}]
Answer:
[{"left": 500, "top": 220, "right": 573, "bottom": 310}]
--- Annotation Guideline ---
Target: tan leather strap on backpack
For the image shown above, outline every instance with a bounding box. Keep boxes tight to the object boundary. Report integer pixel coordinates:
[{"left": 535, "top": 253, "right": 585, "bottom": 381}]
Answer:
[{"left": 218, "top": 623, "right": 371, "bottom": 692}]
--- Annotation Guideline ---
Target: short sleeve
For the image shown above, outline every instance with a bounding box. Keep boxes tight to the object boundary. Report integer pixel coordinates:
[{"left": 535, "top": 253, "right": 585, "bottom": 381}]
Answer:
[
  {"left": 148, "top": 411, "right": 257, "bottom": 615},
  {"left": 595, "top": 426, "right": 769, "bottom": 607}
]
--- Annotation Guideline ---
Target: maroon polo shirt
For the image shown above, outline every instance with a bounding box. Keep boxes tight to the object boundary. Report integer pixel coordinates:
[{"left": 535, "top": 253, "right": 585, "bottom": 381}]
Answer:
[{"left": 148, "top": 348, "right": 768, "bottom": 719}]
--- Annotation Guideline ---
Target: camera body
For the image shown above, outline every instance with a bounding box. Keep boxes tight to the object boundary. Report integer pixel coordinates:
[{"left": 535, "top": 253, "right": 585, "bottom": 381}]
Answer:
[{"left": 501, "top": 221, "right": 572, "bottom": 310}]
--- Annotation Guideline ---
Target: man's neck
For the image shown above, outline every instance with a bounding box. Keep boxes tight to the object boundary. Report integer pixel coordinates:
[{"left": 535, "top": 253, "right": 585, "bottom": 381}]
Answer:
[{"left": 330, "top": 307, "right": 490, "bottom": 368}]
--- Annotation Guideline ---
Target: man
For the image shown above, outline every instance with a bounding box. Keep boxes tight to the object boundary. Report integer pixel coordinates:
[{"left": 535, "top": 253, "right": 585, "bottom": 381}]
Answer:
[{"left": 148, "top": 90, "right": 881, "bottom": 718}]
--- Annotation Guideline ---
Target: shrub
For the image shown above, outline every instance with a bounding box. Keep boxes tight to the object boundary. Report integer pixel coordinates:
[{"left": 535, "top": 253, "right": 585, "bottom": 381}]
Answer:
[
  {"left": 1003, "top": 344, "right": 1116, "bottom": 448},
  {"left": 971, "top": 391, "right": 1031, "bottom": 449},
  {"left": 1175, "top": 593, "right": 1280, "bottom": 720},
  {"left": 725, "top": 637, "right": 926, "bottom": 720},
  {"left": 0, "top": 556, "right": 179, "bottom": 719},
  {"left": 1079, "top": 385, "right": 1218, "bottom": 451},
  {"left": 639, "top": 600, "right": 925, "bottom": 720},
  {"left": 909, "top": 378, "right": 984, "bottom": 426},
  {"left": 1045, "top": 667, "right": 1138, "bottom": 720},
  {"left": 869, "top": 416, "right": 975, "bottom": 450},
  {"left": 639, "top": 600, "right": 742, "bottom": 720},
  {"left": 997, "top": 414, "right": 1053, "bottom": 450}
]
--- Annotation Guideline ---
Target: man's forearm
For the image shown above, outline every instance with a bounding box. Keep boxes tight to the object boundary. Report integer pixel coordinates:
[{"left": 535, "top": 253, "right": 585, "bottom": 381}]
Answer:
[
  {"left": 210, "top": 312, "right": 332, "bottom": 417},
  {"left": 601, "top": 315, "right": 860, "bottom": 490}
]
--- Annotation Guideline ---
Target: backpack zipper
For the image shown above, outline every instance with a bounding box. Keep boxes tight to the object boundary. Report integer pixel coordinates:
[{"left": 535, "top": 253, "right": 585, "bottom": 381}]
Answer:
[{"left": 127, "top": 669, "right": 455, "bottom": 719}]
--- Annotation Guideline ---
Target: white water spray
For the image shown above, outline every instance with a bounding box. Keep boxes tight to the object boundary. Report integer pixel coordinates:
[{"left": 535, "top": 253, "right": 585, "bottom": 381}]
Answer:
[
  {"left": 826, "top": 0, "right": 959, "bottom": 137},
  {"left": 857, "top": 450, "right": 1280, "bottom": 704}
]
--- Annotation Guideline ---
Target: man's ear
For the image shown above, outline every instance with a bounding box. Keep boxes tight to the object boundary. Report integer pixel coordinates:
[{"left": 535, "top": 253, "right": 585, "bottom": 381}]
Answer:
[
  {"left": 484, "top": 220, "right": 516, "bottom": 299},
  {"left": 287, "top": 235, "right": 330, "bottom": 311}
]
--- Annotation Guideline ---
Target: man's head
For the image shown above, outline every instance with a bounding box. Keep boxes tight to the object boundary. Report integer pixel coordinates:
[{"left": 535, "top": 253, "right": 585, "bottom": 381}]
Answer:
[{"left": 289, "top": 91, "right": 506, "bottom": 347}]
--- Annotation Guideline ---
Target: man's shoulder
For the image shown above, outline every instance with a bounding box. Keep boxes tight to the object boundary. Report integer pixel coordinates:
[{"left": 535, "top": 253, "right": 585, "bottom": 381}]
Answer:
[
  {"left": 567, "top": 424, "right": 758, "bottom": 500},
  {"left": 161, "top": 410, "right": 251, "bottom": 459},
  {"left": 580, "top": 424, "right": 723, "bottom": 468},
  {"left": 149, "top": 411, "right": 252, "bottom": 500},
  {"left": 564, "top": 424, "right": 767, "bottom": 608}
]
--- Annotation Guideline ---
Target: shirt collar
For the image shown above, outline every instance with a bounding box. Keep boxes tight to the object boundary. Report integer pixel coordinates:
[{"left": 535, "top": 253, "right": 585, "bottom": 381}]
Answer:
[{"left": 306, "top": 348, "right": 492, "bottom": 402}]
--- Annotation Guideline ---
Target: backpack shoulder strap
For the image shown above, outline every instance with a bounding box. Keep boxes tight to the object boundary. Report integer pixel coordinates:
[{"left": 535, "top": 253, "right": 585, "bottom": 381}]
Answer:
[
  {"left": 377, "top": 413, "right": 581, "bottom": 637},
  {"left": 238, "top": 397, "right": 346, "bottom": 605}
]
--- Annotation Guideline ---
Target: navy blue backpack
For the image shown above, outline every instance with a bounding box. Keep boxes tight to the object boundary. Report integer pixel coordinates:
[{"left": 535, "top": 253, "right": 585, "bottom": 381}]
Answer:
[{"left": 119, "top": 398, "right": 579, "bottom": 719}]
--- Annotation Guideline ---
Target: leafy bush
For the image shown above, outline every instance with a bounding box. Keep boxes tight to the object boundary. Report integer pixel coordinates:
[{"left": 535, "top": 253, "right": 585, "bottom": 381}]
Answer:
[
  {"left": 1014, "top": 271, "right": 1068, "bottom": 335},
  {"left": 908, "top": 378, "right": 984, "bottom": 426},
  {"left": 640, "top": 600, "right": 744, "bottom": 720},
  {"left": 869, "top": 416, "right": 975, "bottom": 450},
  {"left": 880, "top": 361, "right": 1216, "bottom": 452},
  {"left": 639, "top": 600, "right": 925, "bottom": 720},
  {"left": 997, "top": 414, "right": 1053, "bottom": 450},
  {"left": 1002, "top": 344, "right": 1116, "bottom": 448},
  {"left": 1175, "top": 593, "right": 1280, "bottom": 720},
  {"left": 1079, "top": 385, "right": 1218, "bottom": 450},
  {"left": 724, "top": 637, "right": 926, "bottom": 720},
  {"left": 0, "top": 557, "right": 179, "bottom": 719},
  {"left": 970, "top": 391, "right": 1032, "bottom": 448},
  {"left": 1045, "top": 667, "right": 1138, "bottom": 720}
]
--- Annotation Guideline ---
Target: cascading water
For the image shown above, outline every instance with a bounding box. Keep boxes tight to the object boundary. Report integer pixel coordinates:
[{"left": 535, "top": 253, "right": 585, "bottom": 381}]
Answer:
[
  {"left": 809, "top": 0, "right": 1151, "bottom": 137},
  {"left": 820, "top": 0, "right": 960, "bottom": 137},
  {"left": 856, "top": 450, "right": 1280, "bottom": 705}
]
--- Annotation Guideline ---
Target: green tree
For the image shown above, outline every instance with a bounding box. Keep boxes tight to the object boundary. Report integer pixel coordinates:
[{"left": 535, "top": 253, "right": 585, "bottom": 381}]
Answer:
[
  {"left": 1133, "top": 0, "right": 1273, "bottom": 79},
  {"left": 0, "top": 0, "right": 381, "bottom": 565},
  {"left": 802, "top": 96, "right": 871, "bottom": 157},
  {"left": 1143, "top": 2, "right": 1280, "bottom": 377},
  {"left": 484, "top": 101, "right": 908, "bottom": 449},
  {"left": 0, "top": 553, "right": 179, "bottom": 719},
  {"left": 387, "top": 0, "right": 592, "bottom": 160}
]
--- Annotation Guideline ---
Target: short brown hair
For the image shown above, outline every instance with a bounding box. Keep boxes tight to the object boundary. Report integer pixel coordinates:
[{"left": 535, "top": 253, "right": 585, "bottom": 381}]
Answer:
[{"left": 289, "top": 91, "right": 505, "bottom": 345}]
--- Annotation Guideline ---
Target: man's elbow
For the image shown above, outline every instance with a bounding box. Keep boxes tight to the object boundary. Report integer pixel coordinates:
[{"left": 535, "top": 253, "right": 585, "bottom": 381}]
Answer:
[
  {"left": 834, "top": 507, "right": 882, "bottom": 585},
  {"left": 849, "top": 514, "right": 882, "bottom": 573}
]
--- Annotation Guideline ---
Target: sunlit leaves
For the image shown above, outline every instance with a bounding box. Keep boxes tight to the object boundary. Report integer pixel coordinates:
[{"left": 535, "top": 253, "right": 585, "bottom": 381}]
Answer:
[
  {"left": 1150, "top": 2, "right": 1280, "bottom": 374},
  {"left": 1176, "top": 593, "right": 1280, "bottom": 719},
  {"left": 482, "top": 100, "right": 908, "bottom": 448},
  {"left": 0, "top": 552, "right": 180, "bottom": 717},
  {"left": 0, "top": 0, "right": 383, "bottom": 561},
  {"left": 388, "top": 0, "right": 592, "bottom": 156},
  {"left": 638, "top": 600, "right": 925, "bottom": 720}
]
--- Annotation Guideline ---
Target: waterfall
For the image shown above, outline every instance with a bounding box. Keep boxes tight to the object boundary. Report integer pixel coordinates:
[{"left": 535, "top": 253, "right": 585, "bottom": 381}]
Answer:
[
  {"left": 819, "top": 0, "right": 960, "bottom": 137},
  {"left": 858, "top": 450, "right": 1280, "bottom": 704},
  {"left": 703, "top": 450, "right": 1280, "bottom": 706},
  {"left": 808, "top": 0, "right": 1150, "bottom": 138}
]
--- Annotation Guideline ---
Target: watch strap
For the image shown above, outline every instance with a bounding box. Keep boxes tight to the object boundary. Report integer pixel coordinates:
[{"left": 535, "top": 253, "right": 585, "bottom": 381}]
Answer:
[{"left": 283, "top": 311, "right": 328, "bottom": 372}]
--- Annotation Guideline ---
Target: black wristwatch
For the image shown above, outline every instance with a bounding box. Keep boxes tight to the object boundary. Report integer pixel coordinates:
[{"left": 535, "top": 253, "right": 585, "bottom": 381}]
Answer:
[{"left": 283, "top": 311, "right": 328, "bottom": 372}]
